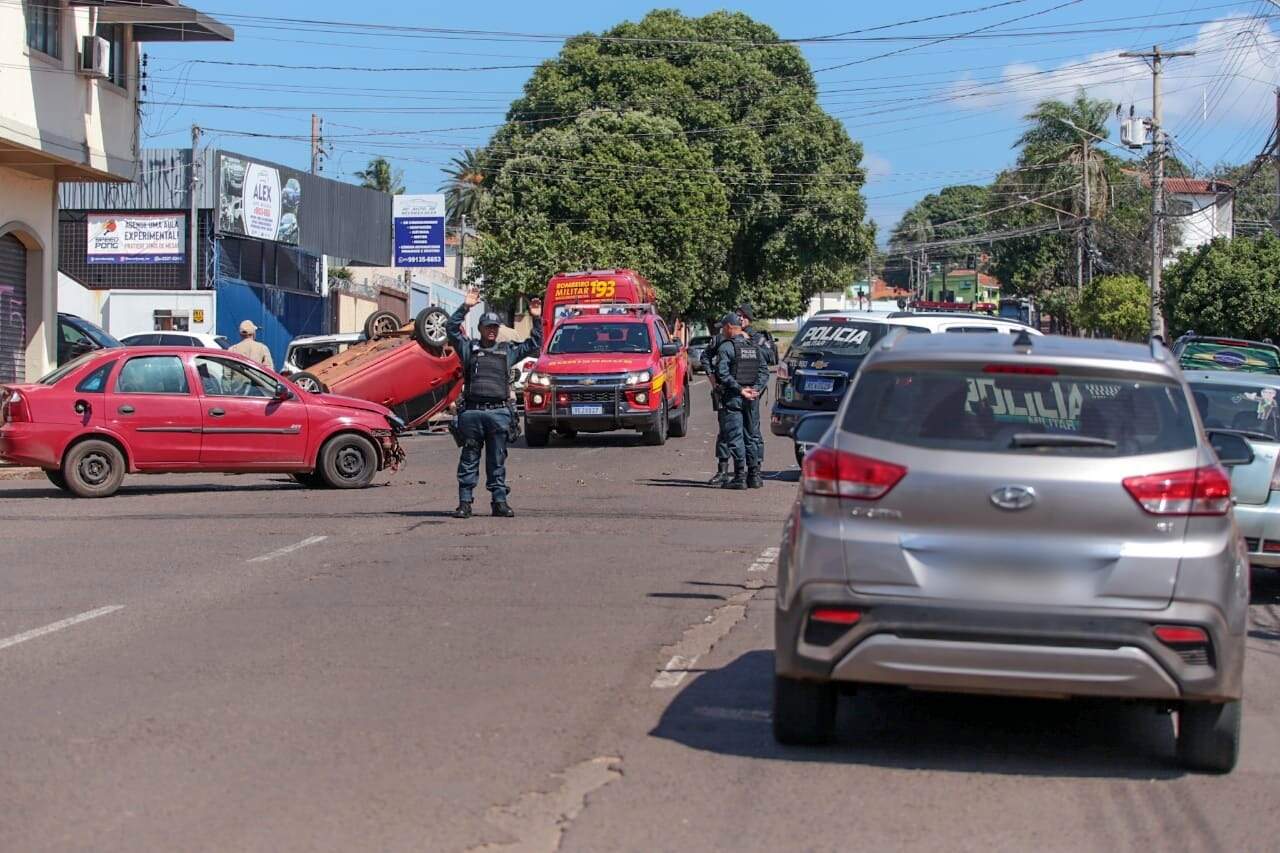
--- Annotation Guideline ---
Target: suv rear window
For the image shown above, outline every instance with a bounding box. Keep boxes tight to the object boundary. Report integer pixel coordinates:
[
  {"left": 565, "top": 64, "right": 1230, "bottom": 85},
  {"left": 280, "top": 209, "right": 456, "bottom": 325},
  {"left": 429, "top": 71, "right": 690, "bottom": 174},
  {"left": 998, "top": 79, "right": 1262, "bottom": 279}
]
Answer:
[
  {"left": 792, "top": 320, "right": 887, "bottom": 355},
  {"left": 1190, "top": 381, "right": 1280, "bottom": 440},
  {"left": 843, "top": 366, "right": 1196, "bottom": 456}
]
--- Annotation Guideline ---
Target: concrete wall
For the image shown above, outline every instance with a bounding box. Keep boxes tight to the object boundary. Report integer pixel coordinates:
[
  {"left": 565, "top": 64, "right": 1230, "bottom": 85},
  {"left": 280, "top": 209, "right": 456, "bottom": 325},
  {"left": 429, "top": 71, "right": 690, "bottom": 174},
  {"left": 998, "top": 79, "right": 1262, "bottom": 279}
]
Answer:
[
  {"left": 0, "top": 167, "right": 57, "bottom": 379},
  {"left": 1172, "top": 193, "right": 1234, "bottom": 258},
  {"left": 58, "top": 275, "right": 218, "bottom": 337},
  {"left": 0, "top": 3, "right": 138, "bottom": 180}
]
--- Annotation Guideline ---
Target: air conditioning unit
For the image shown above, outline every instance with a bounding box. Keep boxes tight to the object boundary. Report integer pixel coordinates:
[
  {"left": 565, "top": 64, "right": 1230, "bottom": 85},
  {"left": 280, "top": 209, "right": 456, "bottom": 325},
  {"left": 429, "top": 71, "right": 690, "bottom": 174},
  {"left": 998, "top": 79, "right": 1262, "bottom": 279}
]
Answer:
[{"left": 78, "top": 36, "right": 110, "bottom": 79}]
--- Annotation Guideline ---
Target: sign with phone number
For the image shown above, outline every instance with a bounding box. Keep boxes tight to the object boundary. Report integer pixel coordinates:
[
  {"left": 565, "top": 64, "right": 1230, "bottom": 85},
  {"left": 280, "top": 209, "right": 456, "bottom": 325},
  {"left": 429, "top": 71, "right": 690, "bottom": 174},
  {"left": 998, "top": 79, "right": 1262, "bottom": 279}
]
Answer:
[{"left": 553, "top": 280, "right": 616, "bottom": 300}]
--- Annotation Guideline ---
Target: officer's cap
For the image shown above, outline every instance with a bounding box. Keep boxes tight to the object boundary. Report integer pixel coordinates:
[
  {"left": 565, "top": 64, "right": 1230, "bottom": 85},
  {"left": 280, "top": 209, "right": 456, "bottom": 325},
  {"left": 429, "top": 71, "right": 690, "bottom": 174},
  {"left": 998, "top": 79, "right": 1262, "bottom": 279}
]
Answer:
[
  {"left": 737, "top": 303, "right": 755, "bottom": 321},
  {"left": 478, "top": 311, "right": 503, "bottom": 328},
  {"left": 720, "top": 311, "right": 744, "bottom": 328}
]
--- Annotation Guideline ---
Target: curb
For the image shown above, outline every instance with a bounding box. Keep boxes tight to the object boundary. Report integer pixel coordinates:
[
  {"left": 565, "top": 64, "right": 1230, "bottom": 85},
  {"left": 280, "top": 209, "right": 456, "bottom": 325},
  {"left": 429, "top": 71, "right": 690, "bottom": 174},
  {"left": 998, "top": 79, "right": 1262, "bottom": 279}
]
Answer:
[{"left": 0, "top": 466, "right": 41, "bottom": 481}]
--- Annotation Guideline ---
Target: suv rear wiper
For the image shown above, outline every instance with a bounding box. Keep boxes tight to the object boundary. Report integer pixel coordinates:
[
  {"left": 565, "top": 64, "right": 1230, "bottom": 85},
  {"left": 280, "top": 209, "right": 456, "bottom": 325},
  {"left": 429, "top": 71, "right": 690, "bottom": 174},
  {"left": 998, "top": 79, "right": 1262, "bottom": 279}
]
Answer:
[{"left": 1009, "top": 433, "right": 1118, "bottom": 449}]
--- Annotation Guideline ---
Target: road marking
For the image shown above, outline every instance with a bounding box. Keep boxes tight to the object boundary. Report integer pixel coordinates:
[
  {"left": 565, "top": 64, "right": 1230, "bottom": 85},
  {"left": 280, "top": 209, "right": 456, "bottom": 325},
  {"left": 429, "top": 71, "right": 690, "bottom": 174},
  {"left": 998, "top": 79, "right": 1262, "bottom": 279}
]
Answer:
[
  {"left": 651, "top": 547, "right": 775, "bottom": 688},
  {"left": 247, "top": 535, "right": 328, "bottom": 563},
  {"left": 0, "top": 605, "right": 123, "bottom": 652}
]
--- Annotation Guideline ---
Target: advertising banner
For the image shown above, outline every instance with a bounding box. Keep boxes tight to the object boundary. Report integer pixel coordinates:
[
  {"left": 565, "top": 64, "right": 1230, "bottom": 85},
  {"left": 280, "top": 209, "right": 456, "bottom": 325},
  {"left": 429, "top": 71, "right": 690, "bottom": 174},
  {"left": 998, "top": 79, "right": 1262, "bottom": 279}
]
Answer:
[
  {"left": 86, "top": 213, "right": 186, "bottom": 264},
  {"left": 393, "top": 194, "right": 446, "bottom": 268},
  {"left": 217, "top": 154, "right": 302, "bottom": 245}
]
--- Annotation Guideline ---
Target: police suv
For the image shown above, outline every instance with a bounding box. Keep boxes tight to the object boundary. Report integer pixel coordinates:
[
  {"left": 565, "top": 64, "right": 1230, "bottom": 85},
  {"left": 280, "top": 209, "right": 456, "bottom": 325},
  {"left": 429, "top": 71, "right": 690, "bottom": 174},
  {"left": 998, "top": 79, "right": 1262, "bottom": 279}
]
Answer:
[{"left": 771, "top": 311, "right": 1042, "bottom": 437}]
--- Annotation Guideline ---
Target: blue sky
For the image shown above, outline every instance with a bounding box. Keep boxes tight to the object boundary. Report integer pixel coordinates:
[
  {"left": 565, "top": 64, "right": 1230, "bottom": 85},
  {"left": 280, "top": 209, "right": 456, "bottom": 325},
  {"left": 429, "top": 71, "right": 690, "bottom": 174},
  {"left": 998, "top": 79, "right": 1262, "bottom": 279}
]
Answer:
[{"left": 143, "top": 1, "right": 1280, "bottom": 242}]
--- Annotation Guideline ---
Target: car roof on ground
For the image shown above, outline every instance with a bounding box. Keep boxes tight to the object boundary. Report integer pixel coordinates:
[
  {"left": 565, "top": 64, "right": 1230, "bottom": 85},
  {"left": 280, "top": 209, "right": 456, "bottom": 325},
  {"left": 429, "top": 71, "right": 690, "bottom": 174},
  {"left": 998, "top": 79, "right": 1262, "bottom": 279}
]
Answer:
[{"left": 1184, "top": 370, "right": 1280, "bottom": 387}]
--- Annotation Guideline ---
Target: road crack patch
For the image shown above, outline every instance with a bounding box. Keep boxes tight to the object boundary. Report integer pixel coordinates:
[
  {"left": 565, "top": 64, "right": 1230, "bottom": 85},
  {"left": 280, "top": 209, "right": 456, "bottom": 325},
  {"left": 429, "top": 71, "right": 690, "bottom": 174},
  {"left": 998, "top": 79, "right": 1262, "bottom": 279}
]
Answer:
[
  {"left": 468, "top": 756, "right": 622, "bottom": 853},
  {"left": 650, "top": 547, "right": 775, "bottom": 688}
]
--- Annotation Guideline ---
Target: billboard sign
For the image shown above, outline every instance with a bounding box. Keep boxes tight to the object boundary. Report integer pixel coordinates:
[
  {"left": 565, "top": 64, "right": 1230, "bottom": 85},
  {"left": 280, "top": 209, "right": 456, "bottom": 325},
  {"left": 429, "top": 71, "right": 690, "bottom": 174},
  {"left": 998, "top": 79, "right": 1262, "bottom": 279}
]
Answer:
[
  {"left": 393, "top": 194, "right": 446, "bottom": 268},
  {"left": 87, "top": 213, "right": 186, "bottom": 264},
  {"left": 217, "top": 154, "right": 302, "bottom": 245}
]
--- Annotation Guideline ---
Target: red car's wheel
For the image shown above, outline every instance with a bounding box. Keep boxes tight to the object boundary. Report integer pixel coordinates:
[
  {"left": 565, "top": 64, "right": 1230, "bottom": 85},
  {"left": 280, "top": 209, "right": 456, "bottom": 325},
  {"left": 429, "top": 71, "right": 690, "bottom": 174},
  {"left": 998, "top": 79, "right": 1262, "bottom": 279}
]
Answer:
[
  {"left": 319, "top": 433, "right": 378, "bottom": 489},
  {"left": 364, "top": 310, "right": 402, "bottom": 340},
  {"left": 63, "top": 439, "right": 126, "bottom": 498},
  {"left": 414, "top": 307, "right": 449, "bottom": 355}
]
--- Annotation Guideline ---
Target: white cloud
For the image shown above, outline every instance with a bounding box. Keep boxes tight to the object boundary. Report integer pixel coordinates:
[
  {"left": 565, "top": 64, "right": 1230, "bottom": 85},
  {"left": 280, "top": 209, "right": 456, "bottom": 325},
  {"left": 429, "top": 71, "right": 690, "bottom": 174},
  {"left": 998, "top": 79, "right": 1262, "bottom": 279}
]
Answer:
[
  {"left": 942, "top": 14, "right": 1280, "bottom": 130},
  {"left": 862, "top": 151, "right": 892, "bottom": 180}
]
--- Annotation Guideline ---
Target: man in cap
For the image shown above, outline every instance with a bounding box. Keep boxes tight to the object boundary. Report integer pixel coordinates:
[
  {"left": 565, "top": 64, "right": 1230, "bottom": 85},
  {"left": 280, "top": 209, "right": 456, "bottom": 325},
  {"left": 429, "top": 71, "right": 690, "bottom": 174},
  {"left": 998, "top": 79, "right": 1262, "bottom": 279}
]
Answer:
[
  {"left": 447, "top": 288, "right": 543, "bottom": 518},
  {"left": 700, "top": 317, "right": 732, "bottom": 485},
  {"left": 736, "top": 303, "right": 776, "bottom": 480},
  {"left": 230, "top": 320, "right": 273, "bottom": 369},
  {"left": 713, "top": 312, "right": 769, "bottom": 490}
]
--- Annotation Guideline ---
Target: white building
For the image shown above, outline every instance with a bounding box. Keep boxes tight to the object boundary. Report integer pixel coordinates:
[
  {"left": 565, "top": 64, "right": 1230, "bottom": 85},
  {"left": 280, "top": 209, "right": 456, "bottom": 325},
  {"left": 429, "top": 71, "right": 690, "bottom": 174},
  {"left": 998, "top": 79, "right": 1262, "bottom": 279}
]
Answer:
[
  {"left": 1165, "top": 178, "right": 1234, "bottom": 260},
  {"left": 0, "top": 0, "right": 231, "bottom": 383}
]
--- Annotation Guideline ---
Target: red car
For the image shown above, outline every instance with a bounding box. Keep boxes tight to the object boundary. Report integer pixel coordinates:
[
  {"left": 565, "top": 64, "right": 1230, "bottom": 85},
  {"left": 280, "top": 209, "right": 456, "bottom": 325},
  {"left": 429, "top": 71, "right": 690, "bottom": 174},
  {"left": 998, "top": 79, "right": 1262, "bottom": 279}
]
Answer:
[
  {"left": 287, "top": 307, "right": 464, "bottom": 430},
  {"left": 523, "top": 306, "right": 691, "bottom": 446},
  {"left": 0, "top": 347, "right": 405, "bottom": 497}
]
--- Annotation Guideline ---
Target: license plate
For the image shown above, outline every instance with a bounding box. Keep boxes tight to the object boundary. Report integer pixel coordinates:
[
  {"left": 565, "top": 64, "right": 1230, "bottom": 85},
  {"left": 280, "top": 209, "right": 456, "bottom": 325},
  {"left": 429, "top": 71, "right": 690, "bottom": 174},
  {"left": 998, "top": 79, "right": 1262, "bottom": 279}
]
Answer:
[
  {"left": 571, "top": 404, "right": 604, "bottom": 416},
  {"left": 804, "top": 377, "right": 835, "bottom": 393}
]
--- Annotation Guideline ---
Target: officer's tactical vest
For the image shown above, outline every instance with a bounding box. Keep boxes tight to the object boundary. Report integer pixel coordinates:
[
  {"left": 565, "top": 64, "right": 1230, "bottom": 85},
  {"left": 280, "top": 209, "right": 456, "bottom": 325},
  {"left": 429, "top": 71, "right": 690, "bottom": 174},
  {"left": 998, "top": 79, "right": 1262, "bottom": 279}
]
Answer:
[
  {"left": 466, "top": 344, "right": 510, "bottom": 403},
  {"left": 732, "top": 338, "right": 761, "bottom": 386}
]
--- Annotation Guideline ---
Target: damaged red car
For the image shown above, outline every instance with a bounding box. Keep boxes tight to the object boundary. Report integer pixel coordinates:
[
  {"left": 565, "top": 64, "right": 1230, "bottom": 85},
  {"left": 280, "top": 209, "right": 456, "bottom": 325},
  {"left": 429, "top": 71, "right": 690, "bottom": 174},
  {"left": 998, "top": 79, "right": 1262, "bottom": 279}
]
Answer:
[
  {"left": 0, "top": 347, "right": 405, "bottom": 498},
  {"left": 287, "top": 307, "right": 463, "bottom": 430}
]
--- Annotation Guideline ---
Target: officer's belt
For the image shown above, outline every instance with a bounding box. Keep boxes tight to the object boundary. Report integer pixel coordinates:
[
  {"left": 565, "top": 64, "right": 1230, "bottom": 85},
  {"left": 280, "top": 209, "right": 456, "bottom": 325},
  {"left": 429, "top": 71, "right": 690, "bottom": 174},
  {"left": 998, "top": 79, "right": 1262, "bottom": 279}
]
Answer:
[{"left": 465, "top": 400, "right": 510, "bottom": 410}]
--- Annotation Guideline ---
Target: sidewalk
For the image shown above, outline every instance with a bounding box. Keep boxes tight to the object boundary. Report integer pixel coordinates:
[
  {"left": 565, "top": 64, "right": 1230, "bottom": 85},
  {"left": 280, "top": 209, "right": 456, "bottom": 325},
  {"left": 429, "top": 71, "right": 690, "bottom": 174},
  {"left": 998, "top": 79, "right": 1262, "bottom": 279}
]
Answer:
[{"left": 0, "top": 464, "right": 40, "bottom": 481}]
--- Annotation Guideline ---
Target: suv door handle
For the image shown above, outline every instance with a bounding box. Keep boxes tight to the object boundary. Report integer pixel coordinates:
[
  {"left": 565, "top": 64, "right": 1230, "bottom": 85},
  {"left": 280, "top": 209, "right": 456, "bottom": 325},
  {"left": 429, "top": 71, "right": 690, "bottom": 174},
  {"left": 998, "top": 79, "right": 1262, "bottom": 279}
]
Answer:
[
  {"left": 208, "top": 408, "right": 225, "bottom": 417},
  {"left": 117, "top": 405, "right": 135, "bottom": 415}
]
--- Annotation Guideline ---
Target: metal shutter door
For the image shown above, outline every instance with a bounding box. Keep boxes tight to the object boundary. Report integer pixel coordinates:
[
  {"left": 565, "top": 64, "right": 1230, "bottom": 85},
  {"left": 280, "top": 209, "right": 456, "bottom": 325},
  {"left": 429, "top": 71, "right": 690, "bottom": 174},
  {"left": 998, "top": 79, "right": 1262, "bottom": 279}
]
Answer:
[{"left": 0, "top": 234, "right": 26, "bottom": 384}]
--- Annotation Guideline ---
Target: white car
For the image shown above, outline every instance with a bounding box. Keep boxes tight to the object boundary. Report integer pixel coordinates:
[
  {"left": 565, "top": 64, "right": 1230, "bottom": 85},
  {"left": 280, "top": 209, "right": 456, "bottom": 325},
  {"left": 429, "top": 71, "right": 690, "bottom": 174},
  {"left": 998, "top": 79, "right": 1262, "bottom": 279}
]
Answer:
[
  {"left": 282, "top": 332, "right": 365, "bottom": 375},
  {"left": 120, "top": 331, "right": 231, "bottom": 349}
]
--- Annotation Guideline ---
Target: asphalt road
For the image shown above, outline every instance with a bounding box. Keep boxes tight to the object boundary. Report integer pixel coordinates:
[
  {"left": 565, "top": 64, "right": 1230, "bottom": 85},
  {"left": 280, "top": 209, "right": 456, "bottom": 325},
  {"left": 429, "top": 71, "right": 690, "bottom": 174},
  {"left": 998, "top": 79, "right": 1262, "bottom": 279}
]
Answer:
[{"left": 2, "top": 381, "right": 1278, "bottom": 852}]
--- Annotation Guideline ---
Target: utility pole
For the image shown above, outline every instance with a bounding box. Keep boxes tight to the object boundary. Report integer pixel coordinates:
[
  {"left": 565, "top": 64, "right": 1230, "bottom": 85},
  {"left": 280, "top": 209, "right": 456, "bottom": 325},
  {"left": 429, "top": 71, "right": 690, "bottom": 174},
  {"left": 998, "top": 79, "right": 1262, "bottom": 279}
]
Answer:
[
  {"left": 1077, "top": 136, "right": 1092, "bottom": 292},
  {"left": 454, "top": 213, "right": 467, "bottom": 292},
  {"left": 1121, "top": 46, "right": 1194, "bottom": 340},
  {"left": 310, "top": 114, "right": 323, "bottom": 175},
  {"left": 1274, "top": 88, "right": 1280, "bottom": 234},
  {"left": 189, "top": 124, "right": 201, "bottom": 291}
]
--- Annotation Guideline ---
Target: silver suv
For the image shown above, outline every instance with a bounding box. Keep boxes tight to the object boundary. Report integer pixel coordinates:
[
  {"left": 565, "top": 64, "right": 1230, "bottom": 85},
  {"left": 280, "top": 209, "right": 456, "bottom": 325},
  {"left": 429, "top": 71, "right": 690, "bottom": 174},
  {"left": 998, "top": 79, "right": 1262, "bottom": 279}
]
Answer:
[{"left": 775, "top": 332, "right": 1250, "bottom": 772}]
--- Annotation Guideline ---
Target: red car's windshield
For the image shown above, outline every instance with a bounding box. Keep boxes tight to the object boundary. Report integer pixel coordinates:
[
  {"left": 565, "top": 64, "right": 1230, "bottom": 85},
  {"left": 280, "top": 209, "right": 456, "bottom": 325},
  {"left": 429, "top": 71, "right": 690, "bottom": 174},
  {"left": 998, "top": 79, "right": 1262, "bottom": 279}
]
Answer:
[{"left": 548, "top": 322, "right": 651, "bottom": 355}]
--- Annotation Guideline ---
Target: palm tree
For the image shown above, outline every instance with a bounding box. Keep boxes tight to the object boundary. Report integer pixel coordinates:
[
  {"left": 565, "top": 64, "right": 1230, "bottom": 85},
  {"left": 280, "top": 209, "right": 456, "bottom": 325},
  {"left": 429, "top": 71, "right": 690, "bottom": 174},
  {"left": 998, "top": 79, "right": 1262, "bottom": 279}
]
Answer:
[
  {"left": 1014, "top": 91, "right": 1114, "bottom": 221},
  {"left": 353, "top": 157, "right": 405, "bottom": 195},
  {"left": 440, "top": 148, "right": 486, "bottom": 221}
]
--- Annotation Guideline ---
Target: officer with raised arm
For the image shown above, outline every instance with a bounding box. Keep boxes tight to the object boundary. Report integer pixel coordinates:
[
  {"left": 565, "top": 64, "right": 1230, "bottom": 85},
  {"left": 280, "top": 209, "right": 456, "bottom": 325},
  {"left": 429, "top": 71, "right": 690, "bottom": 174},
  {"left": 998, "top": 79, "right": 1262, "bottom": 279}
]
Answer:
[
  {"left": 447, "top": 289, "right": 543, "bottom": 518},
  {"left": 713, "top": 312, "right": 769, "bottom": 490}
]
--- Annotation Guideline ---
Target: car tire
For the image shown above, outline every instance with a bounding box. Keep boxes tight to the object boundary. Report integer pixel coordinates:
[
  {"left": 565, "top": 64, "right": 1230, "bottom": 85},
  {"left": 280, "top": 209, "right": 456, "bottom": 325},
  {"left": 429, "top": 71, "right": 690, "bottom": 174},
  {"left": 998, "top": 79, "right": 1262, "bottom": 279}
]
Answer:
[
  {"left": 291, "top": 371, "right": 328, "bottom": 394},
  {"left": 413, "top": 307, "right": 450, "bottom": 355},
  {"left": 772, "top": 675, "right": 837, "bottom": 745},
  {"left": 554, "top": 427, "right": 577, "bottom": 440},
  {"left": 363, "top": 309, "right": 402, "bottom": 340},
  {"left": 45, "top": 469, "right": 69, "bottom": 491},
  {"left": 62, "top": 439, "right": 126, "bottom": 498},
  {"left": 1177, "top": 700, "right": 1241, "bottom": 773},
  {"left": 525, "top": 423, "right": 551, "bottom": 448},
  {"left": 290, "top": 472, "right": 326, "bottom": 488},
  {"left": 318, "top": 433, "right": 378, "bottom": 489},
  {"left": 642, "top": 397, "right": 669, "bottom": 446},
  {"left": 669, "top": 383, "right": 690, "bottom": 438}
]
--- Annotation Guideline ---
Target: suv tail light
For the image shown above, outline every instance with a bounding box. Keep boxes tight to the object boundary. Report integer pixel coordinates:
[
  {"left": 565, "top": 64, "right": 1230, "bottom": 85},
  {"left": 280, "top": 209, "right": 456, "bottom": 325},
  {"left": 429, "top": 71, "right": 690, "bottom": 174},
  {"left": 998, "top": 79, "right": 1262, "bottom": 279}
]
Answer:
[
  {"left": 1122, "top": 465, "right": 1232, "bottom": 516},
  {"left": 802, "top": 446, "right": 906, "bottom": 500}
]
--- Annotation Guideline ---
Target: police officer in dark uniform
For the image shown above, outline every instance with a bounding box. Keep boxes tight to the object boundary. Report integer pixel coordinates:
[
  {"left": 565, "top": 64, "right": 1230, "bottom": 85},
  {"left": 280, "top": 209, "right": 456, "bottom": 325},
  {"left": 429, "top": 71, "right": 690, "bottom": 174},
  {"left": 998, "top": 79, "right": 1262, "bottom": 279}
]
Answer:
[
  {"left": 700, "top": 319, "right": 732, "bottom": 485},
  {"left": 713, "top": 313, "right": 769, "bottom": 490},
  {"left": 736, "top": 303, "right": 776, "bottom": 478},
  {"left": 447, "top": 288, "right": 543, "bottom": 518}
]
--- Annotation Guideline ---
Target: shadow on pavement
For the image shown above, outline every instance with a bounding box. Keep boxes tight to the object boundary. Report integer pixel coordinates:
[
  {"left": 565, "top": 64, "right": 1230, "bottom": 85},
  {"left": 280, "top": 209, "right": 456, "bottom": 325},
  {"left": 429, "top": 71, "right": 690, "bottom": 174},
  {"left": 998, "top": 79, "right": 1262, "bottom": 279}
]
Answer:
[
  {"left": 636, "top": 478, "right": 721, "bottom": 489},
  {"left": 648, "top": 592, "right": 726, "bottom": 601},
  {"left": 651, "top": 650, "right": 1183, "bottom": 779},
  {"left": 0, "top": 481, "right": 302, "bottom": 500}
]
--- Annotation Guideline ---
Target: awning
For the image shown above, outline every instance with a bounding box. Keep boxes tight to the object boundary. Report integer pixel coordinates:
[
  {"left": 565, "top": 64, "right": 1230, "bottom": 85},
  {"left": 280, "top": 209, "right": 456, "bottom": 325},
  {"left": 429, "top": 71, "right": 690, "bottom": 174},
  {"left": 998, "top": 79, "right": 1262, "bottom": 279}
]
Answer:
[{"left": 69, "top": 0, "right": 234, "bottom": 43}]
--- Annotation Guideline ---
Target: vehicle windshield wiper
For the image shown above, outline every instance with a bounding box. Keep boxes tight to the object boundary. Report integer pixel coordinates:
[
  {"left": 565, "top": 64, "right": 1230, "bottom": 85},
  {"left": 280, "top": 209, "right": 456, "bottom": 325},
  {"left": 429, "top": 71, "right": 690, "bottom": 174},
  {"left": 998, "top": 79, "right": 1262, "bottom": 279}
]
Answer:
[{"left": 1009, "top": 433, "right": 1118, "bottom": 449}]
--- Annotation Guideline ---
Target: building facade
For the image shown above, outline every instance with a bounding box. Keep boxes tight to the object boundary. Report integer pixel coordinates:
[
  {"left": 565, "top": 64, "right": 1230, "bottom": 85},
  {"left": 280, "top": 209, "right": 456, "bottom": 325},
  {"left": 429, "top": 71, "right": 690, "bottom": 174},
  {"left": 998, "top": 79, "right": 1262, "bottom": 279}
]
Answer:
[{"left": 0, "top": 0, "right": 231, "bottom": 384}]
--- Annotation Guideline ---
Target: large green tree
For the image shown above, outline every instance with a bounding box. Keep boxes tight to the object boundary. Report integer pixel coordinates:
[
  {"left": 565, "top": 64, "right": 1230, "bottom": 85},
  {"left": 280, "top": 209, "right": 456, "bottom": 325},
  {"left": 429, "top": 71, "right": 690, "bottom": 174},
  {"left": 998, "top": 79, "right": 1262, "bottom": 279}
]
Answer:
[
  {"left": 441, "top": 147, "right": 487, "bottom": 221},
  {"left": 1163, "top": 234, "right": 1280, "bottom": 339},
  {"left": 888, "top": 184, "right": 991, "bottom": 259},
  {"left": 353, "top": 157, "right": 404, "bottom": 195},
  {"left": 1075, "top": 274, "right": 1149, "bottom": 341},
  {"left": 471, "top": 10, "right": 873, "bottom": 318}
]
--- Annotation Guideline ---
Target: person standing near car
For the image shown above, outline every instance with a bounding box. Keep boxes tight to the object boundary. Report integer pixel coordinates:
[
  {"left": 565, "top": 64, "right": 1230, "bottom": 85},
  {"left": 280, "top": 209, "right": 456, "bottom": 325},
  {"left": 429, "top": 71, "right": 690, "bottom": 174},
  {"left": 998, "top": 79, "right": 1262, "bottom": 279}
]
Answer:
[
  {"left": 701, "top": 318, "right": 732, "bottom": 485},
  {"left": 736, "top": 303, "right": 775, "bottom": 477},
  {"left": 714, "top": 313, "right": 769, "bottom": 490},
  {"left": 448, "top": 289, "right": 543, "bottom": 519},
  {"left": 230, "top": 320, "right": 273, "bottom": 370}
]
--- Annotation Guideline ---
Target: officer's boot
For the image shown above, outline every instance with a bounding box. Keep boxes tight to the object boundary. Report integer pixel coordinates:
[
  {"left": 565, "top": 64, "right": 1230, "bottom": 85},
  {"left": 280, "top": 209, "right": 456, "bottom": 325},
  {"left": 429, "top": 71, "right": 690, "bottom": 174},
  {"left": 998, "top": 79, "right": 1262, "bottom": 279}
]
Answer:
[
  {"left": 453, "top": 502, "right": 473, "bottom": 519},
  {"left": 491, "top": 501, "right": 516, "bottom": 518},
  {"left": 722, "top": 467, "right": 747, "bottom": 490},
  {"left": 747, "top": 469, "right": 764, "bottom": 489},
  {"left": 708, "top": 460, "right": 730, "bottom": 485}
]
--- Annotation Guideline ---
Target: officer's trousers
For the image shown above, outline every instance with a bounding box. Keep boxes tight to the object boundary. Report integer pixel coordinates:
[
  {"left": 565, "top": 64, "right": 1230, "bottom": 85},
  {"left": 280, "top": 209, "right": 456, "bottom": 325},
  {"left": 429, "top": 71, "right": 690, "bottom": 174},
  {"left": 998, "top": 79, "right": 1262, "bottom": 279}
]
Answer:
[
  {"left": 711, "top": 386, "right": 729, "bottom": 463},
  {"left": 743, "top": 396, "right": 763, "bottom": 473},
  {"left": 457, "top": 408, "right": 512, "bottom": 503},
  {"left": 717, "top": 398, "right": 747, "bottom": 473}
]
